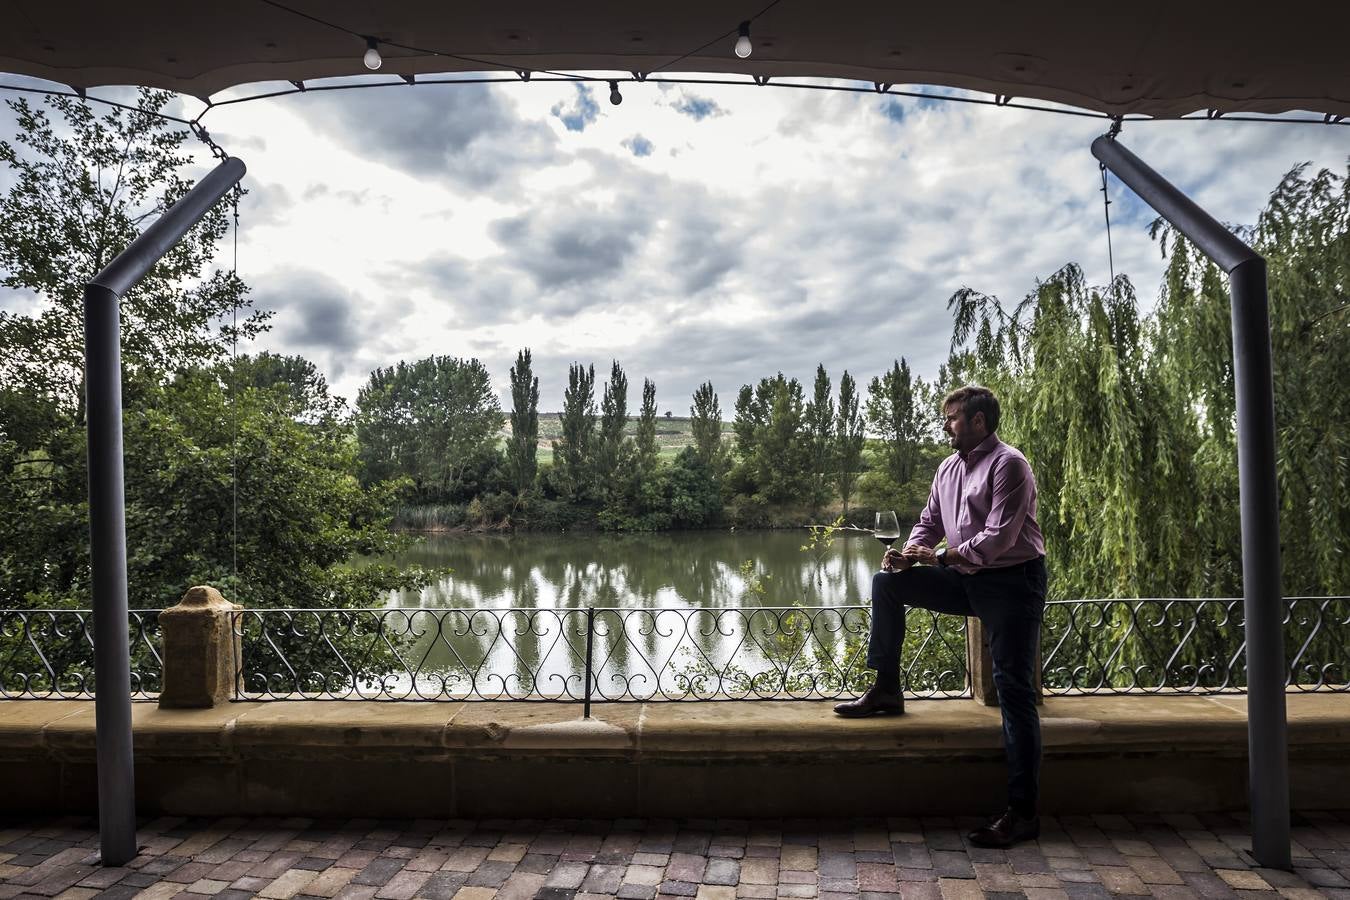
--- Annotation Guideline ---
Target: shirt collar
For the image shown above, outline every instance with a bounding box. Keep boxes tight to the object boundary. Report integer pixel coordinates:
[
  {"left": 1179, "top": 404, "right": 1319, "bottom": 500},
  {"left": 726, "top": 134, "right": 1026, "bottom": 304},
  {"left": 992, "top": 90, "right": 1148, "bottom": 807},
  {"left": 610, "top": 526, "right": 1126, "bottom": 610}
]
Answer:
[{"left": 961, "top": 433, "right": 1002, "bottom": 461}]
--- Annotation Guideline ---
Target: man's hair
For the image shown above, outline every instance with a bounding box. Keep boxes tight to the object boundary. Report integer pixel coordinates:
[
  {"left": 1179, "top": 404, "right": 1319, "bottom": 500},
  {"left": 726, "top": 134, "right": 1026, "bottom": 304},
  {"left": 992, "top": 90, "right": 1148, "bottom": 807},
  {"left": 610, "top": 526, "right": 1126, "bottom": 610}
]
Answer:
[{"left": 943, "top": 384, "right": 1001, "bottom": 434}]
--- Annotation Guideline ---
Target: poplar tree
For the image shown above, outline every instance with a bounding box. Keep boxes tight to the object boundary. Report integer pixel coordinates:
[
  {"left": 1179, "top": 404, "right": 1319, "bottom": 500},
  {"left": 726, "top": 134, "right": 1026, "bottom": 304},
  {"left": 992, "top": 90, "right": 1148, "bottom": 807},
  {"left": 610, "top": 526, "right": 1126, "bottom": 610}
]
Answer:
[
  {"left": 755, "top": 374, "right": 808, "bottom": 502},
  {"left": 803, "top": 364, "right": 835, "bottom": 508},
  {"left": 553, "top": 362, "right": 596, "bottom": 501},
  {"left": 634, "top": 379, "right": 659, "bottom": 476},
  {"left": 690, "top": 381, "right": 723, "bottom": 471},
  {"left": 506, "top": 348, "right": 540, "bottom": 498},
  {"left": 835, "top": 371, "right": 865, "bottom": 517},
  {"left": 866, "top": 358, "right": 927, "bottom": 486},
  {"left": 596, "top": 361, "right": 631, "bottom": 499},
  {"left": 733, "top": 384, "right": 758, "bottom": 461}
]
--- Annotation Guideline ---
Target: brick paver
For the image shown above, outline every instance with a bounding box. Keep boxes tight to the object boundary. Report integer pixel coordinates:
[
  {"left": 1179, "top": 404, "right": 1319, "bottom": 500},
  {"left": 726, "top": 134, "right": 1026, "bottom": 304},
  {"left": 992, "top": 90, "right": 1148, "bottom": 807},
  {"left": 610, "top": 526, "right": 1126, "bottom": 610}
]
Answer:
[{"left": 0, "top": 811, "right": 1346, "bottom": 899}]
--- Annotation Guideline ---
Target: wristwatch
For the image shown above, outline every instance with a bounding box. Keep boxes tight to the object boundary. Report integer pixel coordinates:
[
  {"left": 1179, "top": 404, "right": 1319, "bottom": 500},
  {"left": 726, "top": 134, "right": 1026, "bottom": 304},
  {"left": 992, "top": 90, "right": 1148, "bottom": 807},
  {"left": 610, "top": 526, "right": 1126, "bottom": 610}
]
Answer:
[{"left": 936, "top": 548, "right": 948, "bottom": 567}]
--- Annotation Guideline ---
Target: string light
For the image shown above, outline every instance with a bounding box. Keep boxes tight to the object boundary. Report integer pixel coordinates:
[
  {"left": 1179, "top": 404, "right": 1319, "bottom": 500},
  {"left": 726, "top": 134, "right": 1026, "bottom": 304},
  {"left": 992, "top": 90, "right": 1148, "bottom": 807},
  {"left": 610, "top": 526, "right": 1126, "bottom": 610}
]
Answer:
[
  {"left": 363, "top": 37, "right": 382, "bottom": 70},
  {"left": 609, "top": 80, "right": 622, "bottom": 105},
  {"left": 734, "top": 22, "right": 752, "bottom": 59}
]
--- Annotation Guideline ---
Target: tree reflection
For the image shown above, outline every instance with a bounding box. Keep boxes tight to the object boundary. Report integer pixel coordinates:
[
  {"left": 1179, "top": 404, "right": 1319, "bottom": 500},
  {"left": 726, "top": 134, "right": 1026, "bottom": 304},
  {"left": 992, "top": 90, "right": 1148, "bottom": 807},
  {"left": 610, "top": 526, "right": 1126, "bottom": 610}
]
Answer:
[{"left": 353, "top": 531, "right": 937, "bottom": 699}]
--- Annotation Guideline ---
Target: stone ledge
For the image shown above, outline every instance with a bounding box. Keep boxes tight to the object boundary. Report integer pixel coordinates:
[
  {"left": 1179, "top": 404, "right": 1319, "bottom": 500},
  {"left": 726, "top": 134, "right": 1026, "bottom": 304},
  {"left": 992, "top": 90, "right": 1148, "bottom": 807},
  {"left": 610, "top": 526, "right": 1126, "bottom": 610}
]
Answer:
[
  {"left": 6, "top": 693, "right": 1348, "bottom": 757},
  {"left": 1, "top": 693, "right": 1346, "bottom": 817}
]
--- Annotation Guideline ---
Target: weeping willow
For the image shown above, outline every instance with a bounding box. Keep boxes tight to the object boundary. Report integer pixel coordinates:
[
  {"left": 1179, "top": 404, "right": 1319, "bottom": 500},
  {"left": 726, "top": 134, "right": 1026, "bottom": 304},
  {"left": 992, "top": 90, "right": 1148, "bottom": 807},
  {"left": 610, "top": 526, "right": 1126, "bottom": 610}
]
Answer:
[{"left": 945, "top": 161, "right": 1349, "bottom": 690}]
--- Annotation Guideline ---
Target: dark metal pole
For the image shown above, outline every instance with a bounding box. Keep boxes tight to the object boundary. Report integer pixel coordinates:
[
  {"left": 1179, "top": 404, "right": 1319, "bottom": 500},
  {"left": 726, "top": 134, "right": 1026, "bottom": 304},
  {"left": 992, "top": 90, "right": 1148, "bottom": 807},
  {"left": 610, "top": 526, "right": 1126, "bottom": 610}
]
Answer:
[
  {"left": 1229, "top": 256, "right": 1291, "bottom": 868},
  {"left": 583, "top": 607, "right": 595, "bottom": 718},
  {"left": 86, "top": 157, "right": 246, "bottom": 866},
  {"left": 1091, "top": 137, "right": 1290, "bottom": 869},
  {"left": 85, "top": 282, "right": 136, "bottom": 866}
]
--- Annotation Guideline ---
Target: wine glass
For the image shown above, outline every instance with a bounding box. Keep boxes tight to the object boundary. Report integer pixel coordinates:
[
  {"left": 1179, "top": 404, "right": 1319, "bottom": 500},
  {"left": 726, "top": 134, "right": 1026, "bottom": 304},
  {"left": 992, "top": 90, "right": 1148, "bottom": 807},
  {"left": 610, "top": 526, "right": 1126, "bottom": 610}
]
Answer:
[{"left": 874, "top": 510, "right": 900, "bottom": 548}]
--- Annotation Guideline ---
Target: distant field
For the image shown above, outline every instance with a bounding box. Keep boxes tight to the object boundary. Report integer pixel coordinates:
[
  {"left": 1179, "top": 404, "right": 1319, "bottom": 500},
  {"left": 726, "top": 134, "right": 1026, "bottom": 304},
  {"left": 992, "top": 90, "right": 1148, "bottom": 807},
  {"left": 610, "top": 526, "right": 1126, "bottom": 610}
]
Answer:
[{"left": 499, "top": 414, "right": 733, "bottom": 462}]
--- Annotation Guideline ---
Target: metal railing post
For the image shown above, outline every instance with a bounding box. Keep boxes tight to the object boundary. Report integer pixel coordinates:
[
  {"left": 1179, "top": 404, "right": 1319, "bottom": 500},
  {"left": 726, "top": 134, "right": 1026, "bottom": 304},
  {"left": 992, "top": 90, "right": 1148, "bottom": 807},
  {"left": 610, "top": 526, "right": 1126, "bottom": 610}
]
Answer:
[
  {"left": 583, "top": 607, "right": 595, "bottom": 718},
  {"left": 85, "top": 157, "right": 246, "bottom": 866},
  {"left": 1091, "top": 136, "right": 1289, "bottom": 869}
]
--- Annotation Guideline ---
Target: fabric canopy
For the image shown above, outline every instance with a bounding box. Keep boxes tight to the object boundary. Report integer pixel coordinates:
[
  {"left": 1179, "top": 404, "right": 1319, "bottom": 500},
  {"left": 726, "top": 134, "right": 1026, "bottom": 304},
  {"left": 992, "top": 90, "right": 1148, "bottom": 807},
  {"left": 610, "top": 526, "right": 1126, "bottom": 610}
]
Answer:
[{"left": 3, "top": 1, "right": 1349, "bottom": 118}]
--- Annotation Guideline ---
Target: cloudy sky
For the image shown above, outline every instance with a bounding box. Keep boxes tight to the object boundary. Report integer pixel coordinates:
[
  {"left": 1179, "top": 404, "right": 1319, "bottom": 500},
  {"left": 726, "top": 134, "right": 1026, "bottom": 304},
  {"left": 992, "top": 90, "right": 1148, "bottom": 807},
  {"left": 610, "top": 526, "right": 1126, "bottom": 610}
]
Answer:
[{"left": 3, "top": 71, "right": 1348, "bottom": 414}]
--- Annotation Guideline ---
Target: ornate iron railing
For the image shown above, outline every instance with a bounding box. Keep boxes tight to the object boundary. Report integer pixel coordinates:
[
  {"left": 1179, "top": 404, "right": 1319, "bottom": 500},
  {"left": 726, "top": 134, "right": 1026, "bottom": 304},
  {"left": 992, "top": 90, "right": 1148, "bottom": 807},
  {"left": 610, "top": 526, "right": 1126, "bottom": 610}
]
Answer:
[
  {"left": 1, "top": 596, "right": 1344, "bottom": 701},
  {"left": 0, "top": 609, "right": 163, "bottom": 699},
  {"left": 232, "top": 605, "right": 968, "bottom": 702},
  {"left": 1041, "top": 596, "right": 1349, "bottom": 694}
]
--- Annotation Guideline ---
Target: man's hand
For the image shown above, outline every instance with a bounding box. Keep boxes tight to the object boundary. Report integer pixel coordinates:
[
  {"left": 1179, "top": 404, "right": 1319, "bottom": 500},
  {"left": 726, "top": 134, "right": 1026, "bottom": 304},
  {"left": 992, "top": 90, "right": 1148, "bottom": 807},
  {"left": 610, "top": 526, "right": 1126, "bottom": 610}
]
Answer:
[
  {"left": 881, "top": 547, "right": 914, "bottom": 572},
  {"left": 901, "top": 544, "right": 939, "bottom": 566}
]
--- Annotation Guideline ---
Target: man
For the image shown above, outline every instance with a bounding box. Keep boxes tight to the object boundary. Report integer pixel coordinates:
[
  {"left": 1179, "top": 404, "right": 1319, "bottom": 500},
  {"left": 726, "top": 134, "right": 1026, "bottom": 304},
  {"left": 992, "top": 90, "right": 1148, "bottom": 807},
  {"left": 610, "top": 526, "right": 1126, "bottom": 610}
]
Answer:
[{"left": 833, "top": 384, "right": 1047, "bottom": 849}]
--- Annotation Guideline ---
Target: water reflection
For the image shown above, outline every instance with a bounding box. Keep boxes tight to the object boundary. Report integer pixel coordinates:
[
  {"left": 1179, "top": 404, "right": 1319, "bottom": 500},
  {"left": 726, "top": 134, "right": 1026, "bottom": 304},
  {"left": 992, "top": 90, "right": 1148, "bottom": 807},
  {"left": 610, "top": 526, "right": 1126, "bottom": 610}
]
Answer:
[
  {"left": 233, "top": 532, "right": 966, "bottom": 700},
  {"left": 387, "top": 530, "right": 878, "bottom": 611}
]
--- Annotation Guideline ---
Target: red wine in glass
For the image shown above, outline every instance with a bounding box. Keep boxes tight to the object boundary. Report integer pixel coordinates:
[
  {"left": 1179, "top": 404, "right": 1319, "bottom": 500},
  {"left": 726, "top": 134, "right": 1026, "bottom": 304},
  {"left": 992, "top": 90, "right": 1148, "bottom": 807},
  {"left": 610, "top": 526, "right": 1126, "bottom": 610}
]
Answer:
[{"left": 875, "top": 510, "right": 900, "bottom": 548}]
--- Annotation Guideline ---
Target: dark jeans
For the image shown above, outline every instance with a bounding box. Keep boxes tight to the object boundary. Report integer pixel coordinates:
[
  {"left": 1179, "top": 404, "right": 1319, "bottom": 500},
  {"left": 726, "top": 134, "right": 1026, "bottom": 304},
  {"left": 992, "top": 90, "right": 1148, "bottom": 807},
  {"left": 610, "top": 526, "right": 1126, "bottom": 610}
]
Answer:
[{"left": 868, "top": 557, "right": 1047, "bottom": 816}]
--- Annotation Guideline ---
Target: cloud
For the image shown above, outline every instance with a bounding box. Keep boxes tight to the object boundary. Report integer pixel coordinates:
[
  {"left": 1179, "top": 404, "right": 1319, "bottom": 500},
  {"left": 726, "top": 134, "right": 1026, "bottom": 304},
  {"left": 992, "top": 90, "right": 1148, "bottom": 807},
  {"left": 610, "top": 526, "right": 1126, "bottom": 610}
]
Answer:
[
  {"left": 252, "top": 269, "right": 363, "bottom": 354},
  {"left": 199, "top": 75, "right": 1350, "bottom": 415},
  {"left": 0, "top": 288, "right": 43, "bottom": 317},
  {"left": 623, "top": 134, "right": 654, "bottom": 157},
  {"left": 666, "top": 211, "right": 739, "bottom": 295},
  {"left": 671, "top": 94, "right": 725, "bottom": 122},
  {"left": 239, "top": 181, "right": 294, "bottom": 228},
  {"left": 550, "top": 84, "right": 600, "bottom": 133},
  {"left": 288, "top": 82, "right": 556, "bottom": 190},
  {"left": 487, "top": 199, "right": 651, "bottom": 292}
]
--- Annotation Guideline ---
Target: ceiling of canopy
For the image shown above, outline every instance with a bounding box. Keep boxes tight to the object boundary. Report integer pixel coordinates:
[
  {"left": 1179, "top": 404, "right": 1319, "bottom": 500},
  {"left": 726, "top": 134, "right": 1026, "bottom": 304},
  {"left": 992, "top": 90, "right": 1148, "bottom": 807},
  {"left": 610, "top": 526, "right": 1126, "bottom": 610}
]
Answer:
[{"left": 3, "top": 1, "right": 1349, "bottom": 119}]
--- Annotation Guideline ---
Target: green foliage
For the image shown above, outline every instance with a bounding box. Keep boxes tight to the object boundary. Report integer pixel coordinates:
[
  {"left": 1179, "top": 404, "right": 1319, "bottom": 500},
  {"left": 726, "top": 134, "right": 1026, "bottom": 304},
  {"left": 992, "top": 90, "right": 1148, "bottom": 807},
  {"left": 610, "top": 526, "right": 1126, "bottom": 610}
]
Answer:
[
  {"left": 939, "top": 159, "right": 1350, "bottom": 687},
  {"left": 0, "top": 89, "right": 266, "bottom": 433},
  {"left": 226, "top": 352, "right": 343, "bottom": 423},
  {"left": 947, "top": 264, "right": 1195, "bottom": 600},
  {"left": 353, "top": 355, "right": 501, "bottom": 504},
  {"left": 0, "top": 88, "right": 436, "bottom": 700},
  {"left": 803, "top": 364, "right": 835, "bottom": 510},
  {"left": 855, "top": 442, "right": 945, "bottom": 523},
  {"left": 731, "top": 372, "right": 810, "bottom": 503},
  {"left": 392, "top": 503, "right": 466, "bottom": 531},
  {"left": 801, "top": 514, "right": 846, "bottom": 584},
  {"left": 553, "top": 362, "right": 597, "bottom": 502},
  {"left": 1149, "top": 162, "right": 1350, "bottom": 597},
  {"left": 505, "top": 348, "right": 539, "bottom": 498},
  {"left": 738, "top": 559, "right": 770, "bottom": 600},
  {"left": 634, "top": 379, "right": 659, "bottom": 476},
  {"left": 598, "top": 446, "right": 721, "bottom": 531},
  {"left": 834, "top": 370, "right": 866, "bottom": 516},
  {"left": 595, "top": 360, "right": 631, "bottom": 499},
  {"left": 866, "top": 358, "right": 932, "bottom": 486},
  {"left": 129, "top": 370, "right": 434, "bottom": 609},
  {"left": 689, "top": 381, "right": 725, "bottom": 472}
]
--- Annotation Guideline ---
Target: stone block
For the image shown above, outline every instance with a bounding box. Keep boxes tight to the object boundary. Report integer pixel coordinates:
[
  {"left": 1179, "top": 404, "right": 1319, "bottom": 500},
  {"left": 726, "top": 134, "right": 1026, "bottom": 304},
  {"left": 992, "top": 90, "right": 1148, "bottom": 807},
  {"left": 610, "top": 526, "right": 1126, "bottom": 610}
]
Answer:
[{"left": 157, "top": 586, "right": 241, "bottom": 709}]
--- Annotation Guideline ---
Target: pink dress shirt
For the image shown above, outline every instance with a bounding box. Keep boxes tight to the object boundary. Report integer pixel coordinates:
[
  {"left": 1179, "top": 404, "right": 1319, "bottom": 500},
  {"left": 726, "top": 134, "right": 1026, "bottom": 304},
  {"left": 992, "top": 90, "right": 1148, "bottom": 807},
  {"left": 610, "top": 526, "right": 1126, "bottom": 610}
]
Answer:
[{"left": 904, "top": 433, "right": 1045, "bottom": 573}]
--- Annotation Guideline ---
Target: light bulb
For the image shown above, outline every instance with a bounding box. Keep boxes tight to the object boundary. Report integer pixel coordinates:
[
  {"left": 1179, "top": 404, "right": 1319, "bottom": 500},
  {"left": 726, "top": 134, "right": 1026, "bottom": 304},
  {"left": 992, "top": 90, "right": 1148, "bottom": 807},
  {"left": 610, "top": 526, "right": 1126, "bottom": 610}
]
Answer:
[
  {"left": 734, "top": 22, "right": 752, "bottom": 58},
  {"left": 363, "top": 38, "right": 382, "bottom": 70},
  {"left": 609, "top": 81, "right": 622, "bottom": 105}
]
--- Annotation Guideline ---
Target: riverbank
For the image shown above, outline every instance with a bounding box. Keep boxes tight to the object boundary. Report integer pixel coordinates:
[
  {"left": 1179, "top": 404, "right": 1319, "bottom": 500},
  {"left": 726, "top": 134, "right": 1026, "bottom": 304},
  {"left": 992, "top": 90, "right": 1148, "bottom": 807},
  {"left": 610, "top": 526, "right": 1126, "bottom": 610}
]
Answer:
[{"left": 390, "top": 504, "right": 907, "bottom": 535}]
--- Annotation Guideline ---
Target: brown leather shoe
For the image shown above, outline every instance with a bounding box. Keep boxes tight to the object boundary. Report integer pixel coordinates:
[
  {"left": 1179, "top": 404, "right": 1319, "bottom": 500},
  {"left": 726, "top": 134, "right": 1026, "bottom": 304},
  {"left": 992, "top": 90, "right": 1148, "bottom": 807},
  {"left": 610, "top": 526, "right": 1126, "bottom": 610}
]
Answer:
[
  {"left": 832, "top": 685, "right": 904, "bottom": 717},
  {"left": 967, "top": 809, "right": 1040, "bottom": 848}
]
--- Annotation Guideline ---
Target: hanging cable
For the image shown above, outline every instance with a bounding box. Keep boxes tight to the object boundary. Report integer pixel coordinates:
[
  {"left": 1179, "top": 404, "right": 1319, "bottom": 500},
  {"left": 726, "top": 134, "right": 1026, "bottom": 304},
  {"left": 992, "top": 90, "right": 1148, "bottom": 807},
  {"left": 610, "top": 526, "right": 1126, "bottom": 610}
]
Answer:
[
  {"left": 257, "top": 0, "right": 585, "bottom": 82},
  {"left": 648, "top": 0, "right": 785, "bottom": 75},
  {"left": 1099, "top": 117, "right": 1123, "bottom": 290},
  {"left": 1099, "top": 161, "right": 1116, "bottom": 289},
  {"left": 230, "top": 187, "right": 240, "bottom": 600}
]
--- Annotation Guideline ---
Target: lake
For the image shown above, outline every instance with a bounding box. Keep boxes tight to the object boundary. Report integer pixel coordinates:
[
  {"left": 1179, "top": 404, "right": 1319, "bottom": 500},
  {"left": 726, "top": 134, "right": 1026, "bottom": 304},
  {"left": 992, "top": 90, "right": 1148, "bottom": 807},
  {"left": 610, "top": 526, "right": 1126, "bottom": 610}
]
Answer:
[
  {"left": 236, "top": 530, "right": 970, "bottom": 701},
  {"left": 384, "top": 528, "right": 882, "bottom": 610}
]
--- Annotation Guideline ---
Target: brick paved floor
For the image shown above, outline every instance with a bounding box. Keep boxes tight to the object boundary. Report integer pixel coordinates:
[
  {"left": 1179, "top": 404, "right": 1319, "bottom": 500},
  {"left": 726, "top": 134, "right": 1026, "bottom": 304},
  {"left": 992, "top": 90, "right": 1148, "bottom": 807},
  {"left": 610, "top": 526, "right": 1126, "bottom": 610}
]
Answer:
[{"left": 1, "top": 811, "right": 1348, "bottom": 900}]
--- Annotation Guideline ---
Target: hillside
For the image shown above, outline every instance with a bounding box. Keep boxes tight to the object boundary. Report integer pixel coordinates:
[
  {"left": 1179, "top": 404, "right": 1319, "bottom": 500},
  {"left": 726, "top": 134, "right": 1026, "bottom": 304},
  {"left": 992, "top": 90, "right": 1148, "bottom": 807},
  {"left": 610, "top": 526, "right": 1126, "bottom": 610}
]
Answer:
[{"left": 501, "top": 414, "right": 733, "bottom": 462}]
